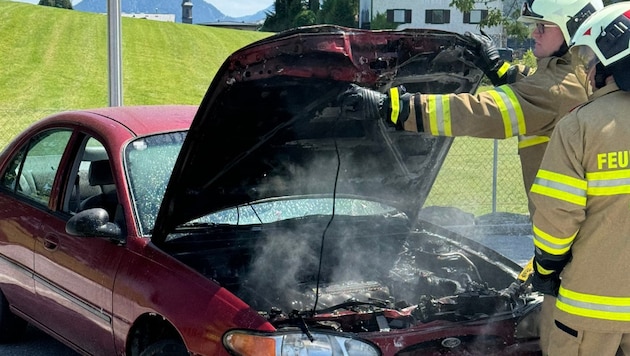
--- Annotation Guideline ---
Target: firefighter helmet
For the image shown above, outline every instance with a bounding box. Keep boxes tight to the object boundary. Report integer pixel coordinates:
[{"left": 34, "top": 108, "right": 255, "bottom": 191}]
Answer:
[
  {"left": 570, "top": 2, "right": 630, "bottom": 90},
  {"left": 518, "top": 0, "right": 604, "bottom": 43}
]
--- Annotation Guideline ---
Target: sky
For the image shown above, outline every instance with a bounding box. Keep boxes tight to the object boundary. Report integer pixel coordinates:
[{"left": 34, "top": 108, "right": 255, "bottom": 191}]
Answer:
[
  {"left": 12, "top": 0, "right": 274, "bottom": 17},
  {"left": 206, "top": 0, "right": 273, "bottom": 17}
]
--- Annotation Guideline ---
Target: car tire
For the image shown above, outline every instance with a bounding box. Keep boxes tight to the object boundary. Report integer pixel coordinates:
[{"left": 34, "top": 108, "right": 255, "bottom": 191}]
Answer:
[
  {"left": 0, "top": 290, "right": 27, "bottom": 343},
  {"left": 139, "top": 339, "right": 187, "bottom": 356}
]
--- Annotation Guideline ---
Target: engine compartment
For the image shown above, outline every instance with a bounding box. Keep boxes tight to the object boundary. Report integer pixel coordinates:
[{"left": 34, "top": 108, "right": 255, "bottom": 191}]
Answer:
[{"left": 165, "top": 213, "right": 532, "bottom": 333}]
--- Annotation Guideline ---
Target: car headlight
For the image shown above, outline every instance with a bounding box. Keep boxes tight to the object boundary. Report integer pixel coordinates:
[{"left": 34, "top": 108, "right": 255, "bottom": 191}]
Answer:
[{"left": 223, "top": 329, "right": 381, "bottom": 356}]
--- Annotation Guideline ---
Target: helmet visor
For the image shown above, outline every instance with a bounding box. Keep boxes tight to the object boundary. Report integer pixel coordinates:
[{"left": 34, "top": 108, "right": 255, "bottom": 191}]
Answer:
[
  {"left": 571, "top": 45, "right": 600, "bottom": 73},
  {"left": 520, "top": 0, "right": 543, "bottom": 21}
]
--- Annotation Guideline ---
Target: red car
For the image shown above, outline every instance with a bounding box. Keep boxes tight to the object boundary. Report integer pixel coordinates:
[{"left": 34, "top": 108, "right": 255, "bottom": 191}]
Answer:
[{"left": 0, "top": 26, "right": 542, "bottom": 355}]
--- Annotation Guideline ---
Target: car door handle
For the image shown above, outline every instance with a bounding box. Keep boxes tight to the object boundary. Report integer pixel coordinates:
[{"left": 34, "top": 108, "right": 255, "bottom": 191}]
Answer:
[{"left": 43, "top": 235, "right": 59, "bottom": 251}]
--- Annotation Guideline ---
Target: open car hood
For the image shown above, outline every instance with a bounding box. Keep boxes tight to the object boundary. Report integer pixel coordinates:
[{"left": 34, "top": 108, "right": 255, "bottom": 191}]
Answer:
[{"left": 152, "top": 25, "right": 483, "bottom": 241}]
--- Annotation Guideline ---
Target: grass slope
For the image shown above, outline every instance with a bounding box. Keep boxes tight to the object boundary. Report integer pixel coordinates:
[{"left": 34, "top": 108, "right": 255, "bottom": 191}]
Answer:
[{"left": 0, "top": 1, "right": 270, "bottom": 145}]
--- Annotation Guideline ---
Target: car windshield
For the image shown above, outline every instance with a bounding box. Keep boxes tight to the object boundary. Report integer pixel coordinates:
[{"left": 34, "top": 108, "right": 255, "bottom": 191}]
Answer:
[
  {"left": 125, "top": 131, "right": 187, "bottom": 235},
  {"left": 186, "top": 197, "right": 398, "bottom": 226},
  {"left": 124, "top": 131, "right": 400, "bottom": 236}
]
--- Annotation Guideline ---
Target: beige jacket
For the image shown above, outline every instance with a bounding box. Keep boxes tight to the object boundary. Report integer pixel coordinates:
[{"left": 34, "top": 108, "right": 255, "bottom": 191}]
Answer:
[
  {"left": 403, "top": 53, "right": 588, "bottom": 215},
  {"left": 530, "top": 83, "right": 630, "bottom": 331}
]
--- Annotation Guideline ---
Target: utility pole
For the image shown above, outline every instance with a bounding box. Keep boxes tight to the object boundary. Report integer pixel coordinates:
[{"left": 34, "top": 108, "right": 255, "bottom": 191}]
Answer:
[{"left": 108, "top": 0, "right": 123, "bottom": 106}]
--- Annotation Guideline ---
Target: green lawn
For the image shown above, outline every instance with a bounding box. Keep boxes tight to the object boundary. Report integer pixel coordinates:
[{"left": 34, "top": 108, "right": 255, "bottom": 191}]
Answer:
[{"left": 0, "top": 1, "right": 270, "bottom": 147}]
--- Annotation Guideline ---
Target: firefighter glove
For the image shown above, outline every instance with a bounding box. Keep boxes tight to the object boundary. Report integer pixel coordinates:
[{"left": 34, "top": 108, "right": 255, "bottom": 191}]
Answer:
[
  {"left": 338, "top": 84, "right": 418, "bottom": 131},
  {"left": 464, "top": 31, "right": 511, "bottom": 86},
  {"left": 531, "top": 270, "right": 560, "bottom": 297},
  {"left": 338, "top": 84, "right": 387, "bottom": 121}
]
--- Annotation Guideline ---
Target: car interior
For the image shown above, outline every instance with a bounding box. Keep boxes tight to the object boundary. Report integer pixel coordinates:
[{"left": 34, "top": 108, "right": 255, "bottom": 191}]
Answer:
[{"left": 66, "top": 138, "right": 122, "bottom": 226}]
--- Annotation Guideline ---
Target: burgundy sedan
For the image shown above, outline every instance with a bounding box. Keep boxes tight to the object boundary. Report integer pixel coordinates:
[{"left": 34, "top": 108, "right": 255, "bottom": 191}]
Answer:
[{"left": 0, "top": 26, "right": 542, "bottom": 355}]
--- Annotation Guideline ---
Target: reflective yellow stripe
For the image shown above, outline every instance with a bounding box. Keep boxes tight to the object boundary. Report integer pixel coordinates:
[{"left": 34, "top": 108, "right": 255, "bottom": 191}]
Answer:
[
  {"left": 485, "top": 85, "right": 525, "bottom": 138},
  {"left": 426, "top": 95, "right": 452, "bottom": 136},
  {"left": 389, "top": 87, "right": 400, "bottom": 125},
  {"left": 534, "top": 260, "right": 554, "bottom": 276},
  {"left": 518, "top": 135, "right": 549, "bottom": 149},
  {"left": 557, "top": 286, "right": 630, "bottom": 321},
  {"left": 532, "top": 224, "right": 575, "bottom": 255},
  {"left": 586, "top": 169, "right": 630, "bottom": 196},
  {"left": 497, "top": 61, "right": 510, "bottom": 78},
  {"left": 530, "top": 169, "right": 587, "bottom": 206}
]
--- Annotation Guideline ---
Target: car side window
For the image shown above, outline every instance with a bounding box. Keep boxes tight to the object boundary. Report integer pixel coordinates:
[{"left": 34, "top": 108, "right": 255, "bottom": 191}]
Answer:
[
  {"left": 0, "top": 130, "right": 72, "bottom": 206},
  {"left": 63, "top": 137, "right": 123, "bottom": 225}
]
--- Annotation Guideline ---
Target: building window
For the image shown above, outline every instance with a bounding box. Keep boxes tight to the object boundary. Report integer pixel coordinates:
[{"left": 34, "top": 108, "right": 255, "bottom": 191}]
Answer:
[
  {"left": 463, "top": 10, "right": 489, "bottom": 24},
  {"left": 386, "top": 9, "right": 412, "bottom": 24},
  {"left": 425, "top": 9, "right": 451, "bottom": 24}
]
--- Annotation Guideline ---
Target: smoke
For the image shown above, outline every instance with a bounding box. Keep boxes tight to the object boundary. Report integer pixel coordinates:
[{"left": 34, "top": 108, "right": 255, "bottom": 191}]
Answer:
[{"left": 237, "top": 153, "right": 409, "bottom": 313}]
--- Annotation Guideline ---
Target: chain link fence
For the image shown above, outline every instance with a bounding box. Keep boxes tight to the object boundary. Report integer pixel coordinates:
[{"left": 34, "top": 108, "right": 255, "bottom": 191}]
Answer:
[
  {"left": 426, "top": 136, "right": 528, "bottom": 217},
  {"left": 1, "top": 108, "right": 530, "bottom": 221},
  {"left": 0, "top": 109, "right": 63, "bottom": 149}
]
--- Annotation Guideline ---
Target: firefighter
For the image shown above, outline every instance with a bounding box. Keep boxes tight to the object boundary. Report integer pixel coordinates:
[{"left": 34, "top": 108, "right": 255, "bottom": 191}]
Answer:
[
  {"left": 528, "top": 3, "right": 630, "bottom": 354},
  {"left": 345, "top": 0, "right": 602, "bottom": 212},
  {"left": 340, "top": 0, "right": 603, "bottom": 353}
]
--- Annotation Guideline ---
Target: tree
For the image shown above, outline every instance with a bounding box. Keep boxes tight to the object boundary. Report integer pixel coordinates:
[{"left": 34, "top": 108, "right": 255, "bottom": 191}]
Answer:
[
  {"left": 294, "top": 10, "right": 317, "bottom": 27},
  {"left": 262, "top": 0, "right": 309, "bottom": 32},
  {"left": 450, "top": 0, "right": 618, "bottom": 40},
  {"left": 38, "top": 0, "right": 72, "bottom": 9},
  {"left": 319, "top": 0, "right": 357, "bottom": 27},
  {"left": 370, "top": 12, "right": 397, "bottom": 30}
]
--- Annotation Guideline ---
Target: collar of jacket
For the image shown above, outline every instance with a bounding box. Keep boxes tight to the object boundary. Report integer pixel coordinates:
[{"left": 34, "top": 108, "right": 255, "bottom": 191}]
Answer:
[
  {"left": 536, "top": 51, "right": 572, "bottom": 68},
  {"left": 591, "top": 82, "right": 620, "bottom": 100}
]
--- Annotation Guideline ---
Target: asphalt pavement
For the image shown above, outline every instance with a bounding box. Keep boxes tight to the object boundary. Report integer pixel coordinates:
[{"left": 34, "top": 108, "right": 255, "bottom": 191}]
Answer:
[{"left": 0, "top": 325, "right": 77, "bottom": 355}]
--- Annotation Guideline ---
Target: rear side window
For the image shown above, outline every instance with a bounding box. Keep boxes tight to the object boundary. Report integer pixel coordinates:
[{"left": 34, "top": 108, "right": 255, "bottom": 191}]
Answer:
[{"left": 1, "top": 130, "right": 72, "bottom": 206}]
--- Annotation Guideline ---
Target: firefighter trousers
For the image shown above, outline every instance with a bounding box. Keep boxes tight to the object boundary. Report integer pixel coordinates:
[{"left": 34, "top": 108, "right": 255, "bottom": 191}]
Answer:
[{"left": 548, "top": 318, "right": 630, "bottom": 355}]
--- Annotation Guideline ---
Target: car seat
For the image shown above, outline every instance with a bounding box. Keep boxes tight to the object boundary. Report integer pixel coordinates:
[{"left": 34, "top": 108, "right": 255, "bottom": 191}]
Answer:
[{"left": 79, "top": 160, "right": 119, "bottom": 220}]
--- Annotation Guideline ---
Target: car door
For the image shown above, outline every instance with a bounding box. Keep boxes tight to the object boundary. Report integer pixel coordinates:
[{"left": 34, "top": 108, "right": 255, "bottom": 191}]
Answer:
[
  {"left": 0, "top": 132, "right": 61, "bottom": 320},
  {"left": 32, "top": 134, "right": 122, "bottom": 355}
]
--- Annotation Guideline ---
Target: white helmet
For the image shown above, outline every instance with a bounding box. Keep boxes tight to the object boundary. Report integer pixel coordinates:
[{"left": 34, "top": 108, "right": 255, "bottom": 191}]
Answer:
[
  {"left": 570, "top": 2, "right": 630, "bottom": 90},
  {"left": 518, "top": 0, "right": 604, "bottom": 43}
]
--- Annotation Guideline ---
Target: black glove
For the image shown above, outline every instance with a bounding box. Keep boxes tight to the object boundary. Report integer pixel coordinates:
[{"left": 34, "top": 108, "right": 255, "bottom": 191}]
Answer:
[
  {"left": 531, "top": 271, "right": 560, "bottom": 297},
  {"left": 338, "top": 84, "right": 418, "bottom": 131},
  {"left": 338, "top": 84, "right": 387, "bottom": 121},
  {"left": 464, "top": 31, "right": 509, "bottom": 86}
]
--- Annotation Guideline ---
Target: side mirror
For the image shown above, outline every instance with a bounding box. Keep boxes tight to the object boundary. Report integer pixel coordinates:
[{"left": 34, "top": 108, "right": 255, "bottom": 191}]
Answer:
[{"left": 66, "top": 208, "right": 124, "bottom": 245}]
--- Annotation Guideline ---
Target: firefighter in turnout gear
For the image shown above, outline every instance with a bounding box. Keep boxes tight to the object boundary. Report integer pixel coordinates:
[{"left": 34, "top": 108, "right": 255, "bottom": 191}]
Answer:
[
  {"left": 529, "top": 3, "right": 630, "bottom": 354},
  {"left": 344, "top": 0, "right": 601, "bottom": 214},
  {"left": 340, "top": 0, "right": 603, "bottom": 353}
]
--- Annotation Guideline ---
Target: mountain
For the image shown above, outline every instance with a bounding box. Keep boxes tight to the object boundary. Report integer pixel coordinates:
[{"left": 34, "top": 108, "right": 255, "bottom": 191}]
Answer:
[{"left": 73, "top": 0, "right": 271, "bottom": 24}]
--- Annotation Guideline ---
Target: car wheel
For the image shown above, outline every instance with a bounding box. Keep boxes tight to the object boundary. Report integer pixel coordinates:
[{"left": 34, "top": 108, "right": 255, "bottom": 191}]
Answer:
[
  {"left": 139, "top": 339, "right": 187, "bottom": 356},
  {"left": 0, "top": 290, "right": 27, "bottom": 343}
]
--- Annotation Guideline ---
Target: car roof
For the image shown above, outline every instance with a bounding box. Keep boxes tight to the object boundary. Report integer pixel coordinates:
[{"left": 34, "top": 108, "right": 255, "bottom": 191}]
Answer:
[
  {"left": 71, "top": 105, "right": 197, "bottom": 136},
  {"left": 0, "top": 105, "right": 197, "bottom": 165}
]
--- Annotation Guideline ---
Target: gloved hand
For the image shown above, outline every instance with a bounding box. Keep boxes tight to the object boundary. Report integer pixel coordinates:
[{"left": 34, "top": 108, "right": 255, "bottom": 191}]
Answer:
[
  {"left": 464, "top": 31, "right": 510, "bottom": 86},
  {"left": 338, "top": 84, "right": 417, "bottom": 131},
  {"left": 531, "top": 271, "right": 560, "bottom": 297},
  {"left": 338, "top": 84, "right": 387, "bottom": 121},
  {"left": 464, "top": 31, "right": 502, "bottom": 72}
]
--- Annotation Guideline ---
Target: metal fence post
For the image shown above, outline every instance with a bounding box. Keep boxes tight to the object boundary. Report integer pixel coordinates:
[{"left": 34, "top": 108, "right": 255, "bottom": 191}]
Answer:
[{"left": 492, "top": 139, "right": 498, "bottom": 213}]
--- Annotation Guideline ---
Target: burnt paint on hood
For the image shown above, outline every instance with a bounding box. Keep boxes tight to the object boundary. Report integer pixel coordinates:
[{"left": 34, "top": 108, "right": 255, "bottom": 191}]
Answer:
[{"left": 152, "top": 25, "right": 483, "bottom": 243}]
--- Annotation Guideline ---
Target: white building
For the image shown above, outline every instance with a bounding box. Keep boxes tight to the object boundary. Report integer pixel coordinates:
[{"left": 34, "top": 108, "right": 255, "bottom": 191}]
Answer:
[
  {"left": 122, "top": 13, "right": 176, "bottom": 22},
  {"left": 361, "top": 0, "right": 508, "bottom": 46}
]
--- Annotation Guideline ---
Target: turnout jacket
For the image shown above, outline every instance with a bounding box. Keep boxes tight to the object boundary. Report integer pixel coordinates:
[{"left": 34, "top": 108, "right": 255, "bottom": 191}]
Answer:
[
  {"left": 403, "top": 53, "right": 588, "bottom": 214},
  {"left": 530, "top": 83, "right": 630, "bottom": 331}
]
